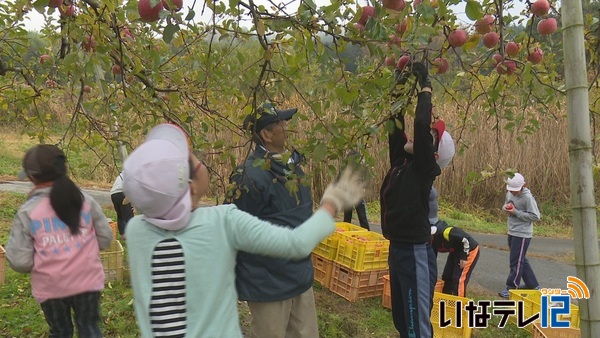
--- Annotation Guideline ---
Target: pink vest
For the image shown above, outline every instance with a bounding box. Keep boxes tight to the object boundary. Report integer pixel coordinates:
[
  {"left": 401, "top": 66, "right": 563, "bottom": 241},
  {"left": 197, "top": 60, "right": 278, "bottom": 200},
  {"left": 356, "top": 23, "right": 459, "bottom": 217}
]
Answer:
[{"left": 29, "top": 197, "right": 104, "bottom": 302}]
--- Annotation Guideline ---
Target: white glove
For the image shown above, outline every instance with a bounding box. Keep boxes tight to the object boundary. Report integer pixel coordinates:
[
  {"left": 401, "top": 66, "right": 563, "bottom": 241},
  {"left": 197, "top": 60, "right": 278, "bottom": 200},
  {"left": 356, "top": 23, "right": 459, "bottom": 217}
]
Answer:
[{"left": 320, "top": 167, "right": 366, "bottom": 213}]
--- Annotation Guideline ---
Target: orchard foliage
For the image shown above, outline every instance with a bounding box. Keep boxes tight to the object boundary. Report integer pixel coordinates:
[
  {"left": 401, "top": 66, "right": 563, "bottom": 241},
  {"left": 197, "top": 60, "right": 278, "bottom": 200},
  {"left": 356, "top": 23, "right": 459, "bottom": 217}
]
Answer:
[{"left": 0, "top": 0, "right": 599, "bottom": 194}]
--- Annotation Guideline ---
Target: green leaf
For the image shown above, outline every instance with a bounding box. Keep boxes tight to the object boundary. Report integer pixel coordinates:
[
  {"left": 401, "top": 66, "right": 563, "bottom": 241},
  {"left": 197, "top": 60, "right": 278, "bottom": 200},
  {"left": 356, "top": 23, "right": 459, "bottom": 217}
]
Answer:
[
  {"left": 465, "top": 1, "right": 482, "bottom": 21},
  {"left": 149, "top": 0, "right": 161, "bottom": 7},
  {"left": 312, "top": 143, "right": 327, "bottom": 163},
  {"left": 185, "top": 9, "right": 195, "bottom": 21},
  {"left": 163, "top": 23, "right": 180, "bottom": 44},
  {"left": 33, "top": 0, "right": 47, "bottom": 14}
]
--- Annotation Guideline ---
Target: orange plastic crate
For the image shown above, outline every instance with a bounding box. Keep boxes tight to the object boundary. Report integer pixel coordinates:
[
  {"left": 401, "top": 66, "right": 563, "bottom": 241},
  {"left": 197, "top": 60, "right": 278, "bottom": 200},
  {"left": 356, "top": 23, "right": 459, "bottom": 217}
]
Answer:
[
  {"left": 431, "top": 292, "right": 473, "bottom": 338},
  {"left": 0, "top": 245, "right": 5, "bottom": 285},
  {"left": 335, "top": 231, "right": 389, "bottom": 271},
  {"left": 532, "top": 323, "right": 581, "bottom": 338},
  {"left": 311, "top": 253, "right": 334, "bottom": 288},
  {"left": 313, "top": 222, "right": 368, "bottom": 260},
  {"left": 109, "top": 221, "right": 118, "bottom": 240},
  {"left": 329, "top": 262, "right": 388, "bottom": 302},
  {"left": 100, "top": 240, "right": 124, "bottom": 282},
  {"left": 382, "top": 275, "right": 444, "bottom": 309}
]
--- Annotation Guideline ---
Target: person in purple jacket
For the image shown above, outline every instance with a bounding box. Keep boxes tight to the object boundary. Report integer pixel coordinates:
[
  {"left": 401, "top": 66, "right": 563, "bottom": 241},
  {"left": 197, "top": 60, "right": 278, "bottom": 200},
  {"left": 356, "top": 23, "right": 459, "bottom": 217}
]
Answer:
[{"left": 6, "top": 144, "right": 113, "bottom": 338}]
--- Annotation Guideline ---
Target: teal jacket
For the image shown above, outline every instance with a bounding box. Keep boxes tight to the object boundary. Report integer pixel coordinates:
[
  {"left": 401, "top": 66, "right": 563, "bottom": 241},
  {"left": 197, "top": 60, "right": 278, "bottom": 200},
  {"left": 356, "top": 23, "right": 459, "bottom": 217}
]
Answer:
[{"left": 126, "top": 205, "right": 334, "bottom": 338}]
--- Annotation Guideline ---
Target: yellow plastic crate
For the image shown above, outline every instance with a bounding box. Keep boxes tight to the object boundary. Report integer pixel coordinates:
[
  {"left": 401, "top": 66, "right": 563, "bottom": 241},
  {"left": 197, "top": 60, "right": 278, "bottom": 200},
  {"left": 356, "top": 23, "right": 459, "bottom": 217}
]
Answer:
[
  {"left": 431, "top": 292, "right": 473, "bottom": 338},
  {"left": 313, "top": 222, "right": 368, "bottom": 260},
  {"left": 100, "top": 240, "right": 124, "bottom": 282},
  {"left": 311, "top": 253, "right": 334, "bottom": 288},
  {"left": 532, "top": 323, "right": 581, "bottom": 338},
  {"left": 0, "top": 245, "right": 5, "bottom": 285},
  {"left": 560, "top": 303, "right": 580, "bottom": 329},
  {"left": 509, "top": 290, "right": 580, "bottom": 331},
  {"left": 509, "top": 289, "right": 542, "bottom": 331},
  {"left": 335, "top": 231, "right": 389, "bottom": 271},
  {"left": 329, "top": 262, "right": 388, "bottom": 302},
  {"left": 382, "top": 275, "right": 444, "bottom": 309}
]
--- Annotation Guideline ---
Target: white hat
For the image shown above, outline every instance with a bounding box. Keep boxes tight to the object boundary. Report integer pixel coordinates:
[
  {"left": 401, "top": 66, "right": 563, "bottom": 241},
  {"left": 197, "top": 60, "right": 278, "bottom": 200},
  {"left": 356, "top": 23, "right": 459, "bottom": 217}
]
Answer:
[
  {"left": 123, "top": 123, "right": 191, "bottom": 231},
  {"left": 506, "top": 173, "right": 525, "bottom": 192},
  {"left": 436, "top": 130, "right": 455, "bottom": 170}
]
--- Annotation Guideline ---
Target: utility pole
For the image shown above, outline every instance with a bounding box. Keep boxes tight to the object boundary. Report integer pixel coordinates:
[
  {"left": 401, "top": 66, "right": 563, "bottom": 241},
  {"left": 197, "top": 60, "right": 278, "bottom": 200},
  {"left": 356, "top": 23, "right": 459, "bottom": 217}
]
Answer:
[{"left": 562, "top": 1, "right": 600, "bottom": 336}]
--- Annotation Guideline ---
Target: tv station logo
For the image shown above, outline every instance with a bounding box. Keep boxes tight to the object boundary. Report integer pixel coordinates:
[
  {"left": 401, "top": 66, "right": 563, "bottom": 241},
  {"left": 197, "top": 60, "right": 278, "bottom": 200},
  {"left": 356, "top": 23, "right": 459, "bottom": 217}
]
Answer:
[{"left": 435, "top": 276, "right": 589, "bottom": 329}]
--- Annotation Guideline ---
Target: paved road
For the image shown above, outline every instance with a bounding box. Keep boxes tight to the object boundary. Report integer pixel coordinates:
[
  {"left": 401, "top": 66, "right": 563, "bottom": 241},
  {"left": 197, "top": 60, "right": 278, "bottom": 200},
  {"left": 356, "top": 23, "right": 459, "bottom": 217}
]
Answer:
[{"left": 1, "top": 180, "right": 595, "bottom": 295}]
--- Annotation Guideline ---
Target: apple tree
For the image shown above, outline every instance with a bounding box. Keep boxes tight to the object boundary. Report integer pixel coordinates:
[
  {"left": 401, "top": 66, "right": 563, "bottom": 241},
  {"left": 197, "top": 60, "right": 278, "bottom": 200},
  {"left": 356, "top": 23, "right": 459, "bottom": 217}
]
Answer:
[{"left": 0, "top": 0, "right": 598, "bottom": 188}]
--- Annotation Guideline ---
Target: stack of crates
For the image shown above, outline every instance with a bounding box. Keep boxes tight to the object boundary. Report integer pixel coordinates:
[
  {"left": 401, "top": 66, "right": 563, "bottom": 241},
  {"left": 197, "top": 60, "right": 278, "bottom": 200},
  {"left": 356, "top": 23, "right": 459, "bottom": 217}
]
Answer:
[
  {"left": 0, "top": 245, "right": 5, "bottom": 285},
  {"left": 311, "top": 222, "right": 367, "bottom": 288},
  {"left": 311, "top": 222, "right": 391, "bottom": 302},
  {"left": 509, "top": 289, "right": 580, "bottom": 333},
  {"left": 532, "top": 323, "right": 581, "bottom": 338}
]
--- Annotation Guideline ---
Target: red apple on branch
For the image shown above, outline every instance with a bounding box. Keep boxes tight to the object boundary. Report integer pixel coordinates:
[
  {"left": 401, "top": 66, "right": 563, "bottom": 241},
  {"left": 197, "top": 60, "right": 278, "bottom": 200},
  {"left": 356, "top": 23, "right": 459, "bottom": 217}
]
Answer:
[
  {"left": 527, "top": 48, "right": 544, "bottom": 64},
  {"left": 396, "top": 54, "right": 412, "bottom": 71},
  {"left": 448, "top": 29, "right": 467, "bottom": 48},
  {"left": 358, "top": 6, "right": 375, "bottom": 25},
  {"left": 482, "top": 32, "right": 499, "bottom": 48},
  {"left": 84, "top": 85, "right": 92, "bottom": 93},
  {"left": 48, "top": 0, "right": 63, "bottom": 8},
  {"left": 39, "top": 54, "right": 52, "bottom": 64},
  {"left": 531, "top": 0, "right": 550, "bottom": 17},
  {"left": 492, "top": 53, "right": 503, "bottom": 66},
  {"left": 496, "top": 60, "right": 516, "bottom": 75},
  {"left": 382, "top": 0, "right": 406, "bottom": 12},
  {"left": 59, "top": 4, "right": 75, "bottom": 17},
  {"left": 537, "top": 18, "right": 557, "bottom": 35},
  {"left": 138, "top": 0, "right": 164, "bottom": 22},
  {"left": 395, "top": 20, "right": 408, "bottom": 36},
  {"left": 385, "top": 55, "right": 397, "bottom": 68},
  {"left": 474, "top": 15, "right": 494, "bottom": 34},
  {"left": 505, "top": 41, "right": 521, "bottom": 57},
  {"left": 112, "top": 65, "right": 122, "bottom": 75},
  {"left": 432, "top": 57, "right": 449, "bottom": 74}
]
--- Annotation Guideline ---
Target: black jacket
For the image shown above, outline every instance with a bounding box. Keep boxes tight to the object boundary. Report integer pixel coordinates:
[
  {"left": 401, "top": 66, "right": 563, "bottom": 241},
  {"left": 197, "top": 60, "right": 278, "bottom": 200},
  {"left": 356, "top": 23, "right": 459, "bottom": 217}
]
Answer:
[
  {"left": 228, "top": 146, "right": 313, "bottom": 302},
  {"left": 432, "top": 221, "right": 479, "bottom": 261},
  {"left": 380, "top": 92, "right": 441, "bottom": 244}
]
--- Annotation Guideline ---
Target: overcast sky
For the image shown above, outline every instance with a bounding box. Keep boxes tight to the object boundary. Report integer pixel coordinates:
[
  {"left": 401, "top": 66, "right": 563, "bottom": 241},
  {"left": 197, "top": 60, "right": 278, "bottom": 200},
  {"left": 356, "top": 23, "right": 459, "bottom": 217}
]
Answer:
[{"left": 19, "top": 0, "right": 512, "bottom": 32}]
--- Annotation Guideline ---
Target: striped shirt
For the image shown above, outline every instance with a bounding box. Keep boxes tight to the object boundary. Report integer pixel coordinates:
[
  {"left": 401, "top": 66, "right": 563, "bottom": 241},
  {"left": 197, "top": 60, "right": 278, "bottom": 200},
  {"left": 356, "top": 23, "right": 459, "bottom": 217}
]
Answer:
[{"left": 150, "top": 239, "right": 186, "bottom": 337}]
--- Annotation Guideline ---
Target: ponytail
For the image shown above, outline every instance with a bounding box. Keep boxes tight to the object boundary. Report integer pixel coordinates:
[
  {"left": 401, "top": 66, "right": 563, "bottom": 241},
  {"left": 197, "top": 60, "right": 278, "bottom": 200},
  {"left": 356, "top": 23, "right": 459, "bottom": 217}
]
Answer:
[{"left": 49, "top": 158, "right": 84, "bottom": 235}]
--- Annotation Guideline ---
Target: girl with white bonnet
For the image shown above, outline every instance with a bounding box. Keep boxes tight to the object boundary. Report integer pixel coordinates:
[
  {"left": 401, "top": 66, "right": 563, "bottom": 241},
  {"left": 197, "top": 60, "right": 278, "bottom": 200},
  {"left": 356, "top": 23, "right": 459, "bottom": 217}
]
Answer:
[{"left": 122, "top": 123, "right": 365, "bottom": 337}]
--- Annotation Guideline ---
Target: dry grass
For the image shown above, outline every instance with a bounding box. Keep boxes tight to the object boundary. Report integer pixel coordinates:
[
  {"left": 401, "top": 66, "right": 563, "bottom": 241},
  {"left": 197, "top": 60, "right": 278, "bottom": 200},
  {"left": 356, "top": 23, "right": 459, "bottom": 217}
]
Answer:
[{"left": 3, "top": 92, "right": 598, "bottom": 213}]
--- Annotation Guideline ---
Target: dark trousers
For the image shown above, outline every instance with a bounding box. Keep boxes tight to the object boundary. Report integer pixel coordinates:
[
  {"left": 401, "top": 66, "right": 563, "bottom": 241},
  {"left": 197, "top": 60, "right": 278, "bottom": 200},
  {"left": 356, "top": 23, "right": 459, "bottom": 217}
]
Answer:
[
  {"left": 389, "top": 242, "right": 436, "bottom": 338},
  {"left": 441, "top": 246, "right": 480, "bottom": 297},
  {"left": 111, "top": 192, "right": 134, "bottom": 235},
  {"left": 40, "top": 291, "right": 102, "bottom": 338},
  {"left": 505, "top": 235, "right": 539, "bottom": 289},
  {"left": 343, "top": 199, "right": 370, "bottom": 230}
]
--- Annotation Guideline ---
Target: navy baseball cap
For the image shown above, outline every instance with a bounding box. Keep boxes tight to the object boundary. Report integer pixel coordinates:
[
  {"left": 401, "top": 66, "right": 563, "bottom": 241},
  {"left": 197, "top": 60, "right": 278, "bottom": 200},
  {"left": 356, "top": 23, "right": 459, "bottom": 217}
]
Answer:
[{"left": 243, "top": 102, "right": 298, "bottom": 133}]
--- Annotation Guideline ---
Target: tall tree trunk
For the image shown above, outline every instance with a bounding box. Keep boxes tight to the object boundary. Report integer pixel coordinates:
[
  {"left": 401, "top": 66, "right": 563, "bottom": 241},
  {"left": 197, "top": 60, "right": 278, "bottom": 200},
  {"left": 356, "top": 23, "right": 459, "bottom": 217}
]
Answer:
[{"left": 562, "top": 1, "right": 600, "bottom": 336}]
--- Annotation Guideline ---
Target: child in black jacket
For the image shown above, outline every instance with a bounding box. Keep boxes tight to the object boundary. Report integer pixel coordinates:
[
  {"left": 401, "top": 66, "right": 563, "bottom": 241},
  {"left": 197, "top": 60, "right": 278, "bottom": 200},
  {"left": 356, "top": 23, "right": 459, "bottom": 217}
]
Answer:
[
  {"left": 431, "top": 221, "right": 480, "bottom": 297},
  {"left": 380, "top": 62, "right": 447, "bottom": 338}
]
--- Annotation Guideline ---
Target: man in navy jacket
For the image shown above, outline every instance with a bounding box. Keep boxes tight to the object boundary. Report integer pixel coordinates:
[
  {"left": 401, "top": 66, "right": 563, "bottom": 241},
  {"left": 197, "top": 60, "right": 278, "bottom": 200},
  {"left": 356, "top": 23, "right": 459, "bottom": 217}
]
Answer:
[{"left": 228, "top": 102, "right": 317, "bottom": 338}]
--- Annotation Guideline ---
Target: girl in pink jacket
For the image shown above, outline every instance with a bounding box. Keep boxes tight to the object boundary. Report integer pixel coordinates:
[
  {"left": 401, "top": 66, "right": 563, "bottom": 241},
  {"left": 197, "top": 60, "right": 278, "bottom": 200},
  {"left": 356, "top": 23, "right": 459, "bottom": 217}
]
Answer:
[{"left": 6, "top": 145, "right": 113, "bottom": 338}]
